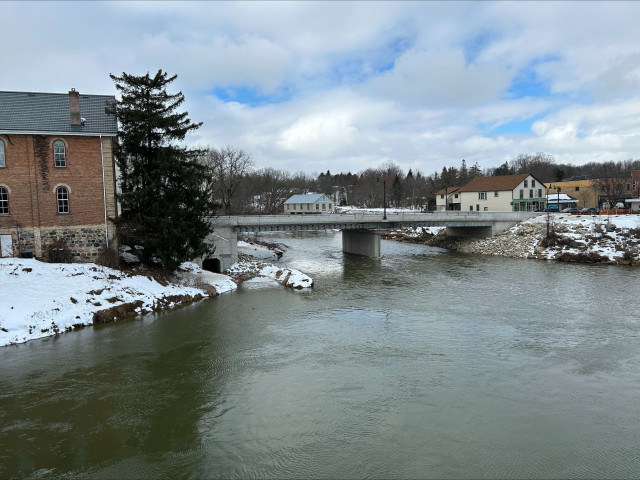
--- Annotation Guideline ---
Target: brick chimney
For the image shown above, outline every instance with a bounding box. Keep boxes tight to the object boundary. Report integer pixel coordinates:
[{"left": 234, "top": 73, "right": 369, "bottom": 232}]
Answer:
[{"left": 69, "top": 88, "right": 81, "bottom": 125}]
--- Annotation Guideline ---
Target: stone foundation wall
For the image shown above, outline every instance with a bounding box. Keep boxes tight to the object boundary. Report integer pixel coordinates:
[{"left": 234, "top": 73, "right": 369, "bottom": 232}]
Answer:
[{"left": 0, "top": 224, "right": 113, "bottom": 262}]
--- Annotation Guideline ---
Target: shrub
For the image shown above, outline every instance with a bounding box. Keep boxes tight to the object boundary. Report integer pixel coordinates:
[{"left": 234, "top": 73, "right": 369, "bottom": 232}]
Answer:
[
  {"left": 47, "top": 239, "right": 73, "bottom": 263},
  {"left": 96, "top": 242, "right": 120, "bottom": 270}
]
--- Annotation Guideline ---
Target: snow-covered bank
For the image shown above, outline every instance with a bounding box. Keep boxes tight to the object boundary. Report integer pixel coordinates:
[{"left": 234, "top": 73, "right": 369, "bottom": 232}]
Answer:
[
  {"left": 231, "top": 240, "right": 314, "bottom": 289},
  {"left": 0, "top": 258, "right": 237, "bottom": 347},
  {"left": 391, "top": 214, "right": 640, "bottom": 264},
  {"left": 1, "top": 239, "right": 314, "bottom": 347}
]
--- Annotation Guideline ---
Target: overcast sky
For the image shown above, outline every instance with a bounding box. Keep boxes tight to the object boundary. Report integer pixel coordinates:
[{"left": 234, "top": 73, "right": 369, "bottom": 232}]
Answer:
[{"left": 3, "top": 1, "right": 639, "bottom": 175}]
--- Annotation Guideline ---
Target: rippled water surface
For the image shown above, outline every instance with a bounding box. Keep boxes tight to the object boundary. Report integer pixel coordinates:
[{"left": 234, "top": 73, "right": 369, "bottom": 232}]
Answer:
[{"left": 1, "top": 231, "right": 639, "bottom": 479}]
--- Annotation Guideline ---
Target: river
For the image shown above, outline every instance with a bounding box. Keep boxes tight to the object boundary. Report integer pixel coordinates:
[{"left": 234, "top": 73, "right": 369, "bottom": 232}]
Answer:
[{"left": 1, "top": 230, "right": 639, "bottom": 479}]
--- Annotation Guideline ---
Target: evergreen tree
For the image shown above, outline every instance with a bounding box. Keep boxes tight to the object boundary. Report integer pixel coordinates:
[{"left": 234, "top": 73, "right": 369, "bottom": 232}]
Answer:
[
  {"left": 109, "top": 69, "right": 217, "bottom": 271},
  {"left": 458, "top": 159, "right": 469, "bottom": 185}
]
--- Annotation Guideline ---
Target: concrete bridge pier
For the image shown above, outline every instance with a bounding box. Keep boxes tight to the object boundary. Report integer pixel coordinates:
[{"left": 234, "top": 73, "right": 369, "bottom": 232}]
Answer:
[{"left": 342, "top": 229, "right": 381, "bottom": 257}]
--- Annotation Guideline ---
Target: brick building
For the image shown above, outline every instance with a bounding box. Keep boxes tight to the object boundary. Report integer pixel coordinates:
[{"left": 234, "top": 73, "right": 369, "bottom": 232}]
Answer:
[{"left": 0, "top": 89, "right": 118, "bottom": 261}]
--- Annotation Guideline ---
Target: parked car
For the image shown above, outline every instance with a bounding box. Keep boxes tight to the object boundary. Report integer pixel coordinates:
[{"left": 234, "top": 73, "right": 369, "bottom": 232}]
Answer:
[
  {"left": 579, "top": 207, "right": 598, "bottom": 215},
  {"left": 561, "top": 207, "right": 579, "bottom": 214},
  {"left": 542, "top": 207, "right": 559, "bottom": 212}
]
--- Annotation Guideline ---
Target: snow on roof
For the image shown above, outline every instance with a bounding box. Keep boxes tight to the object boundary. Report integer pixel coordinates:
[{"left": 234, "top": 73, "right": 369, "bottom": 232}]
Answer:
[
  {"left": 284, "top": 193, "right": 325, "bottom": 204},
  {"left": 547, "top": 193, "right": 578, "bottom": 203}
]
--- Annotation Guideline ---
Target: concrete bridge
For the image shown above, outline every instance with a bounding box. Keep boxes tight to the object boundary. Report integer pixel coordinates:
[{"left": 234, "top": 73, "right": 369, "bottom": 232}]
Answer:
[{"left": 200, "top": 211, "right": 539, "bottom": 272}]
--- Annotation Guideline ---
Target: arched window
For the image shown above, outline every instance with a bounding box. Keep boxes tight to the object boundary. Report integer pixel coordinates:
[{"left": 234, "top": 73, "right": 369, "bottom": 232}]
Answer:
[
  {"left": 54, "top": 140, "right": 66, "bottom": 167},
  {"left": 57, "top": 186, "right": 69, "bottom": 213},
  {"left": 0, "top": 139, "right": 5, "bottom": 168},
  {"left": 0, "top": 187, "right": 8, "bottom": 214}
]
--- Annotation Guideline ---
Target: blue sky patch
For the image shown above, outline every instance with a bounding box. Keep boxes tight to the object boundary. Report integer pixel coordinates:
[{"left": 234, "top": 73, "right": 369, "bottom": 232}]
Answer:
[
  {"left": 506, "top": 54, "right": 561, "bottom": 99},
  {"left": 463, "top": 30, "right": 501, "bottom": 64},
  {"left": 211, "top": 86, "right": 292, "bottom": 107},
  {"left": 480, "top": 112, "right": 547, "bottom": 135}
]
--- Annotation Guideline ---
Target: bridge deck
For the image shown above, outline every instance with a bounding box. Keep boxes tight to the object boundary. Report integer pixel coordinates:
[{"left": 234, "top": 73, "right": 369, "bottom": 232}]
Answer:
[{"left": 208, "top": 212, "right": 538, "bottom": 233}]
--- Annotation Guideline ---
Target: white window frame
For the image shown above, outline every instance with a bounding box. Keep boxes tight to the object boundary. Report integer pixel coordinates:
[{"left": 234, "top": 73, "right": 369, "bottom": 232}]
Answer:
[
  {"left": 57, "top": 186, "right": 69, "bottom": 213},
  {"left": 0, "top": 186, "right": 8, "bottom": 214},
  {"left": 54, "top": 140, "right": 66, "bottom": 167}
]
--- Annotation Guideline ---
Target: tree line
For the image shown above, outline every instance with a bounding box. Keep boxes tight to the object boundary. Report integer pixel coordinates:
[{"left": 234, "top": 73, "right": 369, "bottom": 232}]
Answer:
[{"left": 201, "top": 151, "right": 640, "bottom": 215}]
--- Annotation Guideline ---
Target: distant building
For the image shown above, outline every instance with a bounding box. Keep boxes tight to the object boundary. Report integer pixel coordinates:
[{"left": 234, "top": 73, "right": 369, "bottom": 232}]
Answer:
[
  {"left": 546, "top": 193, "right": 580, "bottom": 210},
  {"left": 438, "top": 174, "right": 547, "bottom": 212},
  {"left": 546, "top": 179, "right": 598, "bottom": 209},
  {"left": 0, "top": 89, "right": 118, "bottom": 260},
  {"left": 283, "top": 193, "right": 334, "bottom": 214}
]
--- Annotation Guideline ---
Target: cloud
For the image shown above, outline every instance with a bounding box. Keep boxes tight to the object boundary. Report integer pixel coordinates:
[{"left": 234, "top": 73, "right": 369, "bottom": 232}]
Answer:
[{"left": 2, "top": 0, "right": 640, "bottom": 176}]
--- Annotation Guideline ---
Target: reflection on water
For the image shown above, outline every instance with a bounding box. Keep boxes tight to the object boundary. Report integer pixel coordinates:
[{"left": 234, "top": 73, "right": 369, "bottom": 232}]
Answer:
[{"left": 1, "top": 230, "right": 639, "bottom": 479}]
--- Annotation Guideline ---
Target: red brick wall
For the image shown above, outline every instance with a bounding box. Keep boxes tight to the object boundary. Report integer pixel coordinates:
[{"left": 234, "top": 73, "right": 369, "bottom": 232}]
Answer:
[{"left": 0, "top": 134, "right": 109, "bottom": 229}]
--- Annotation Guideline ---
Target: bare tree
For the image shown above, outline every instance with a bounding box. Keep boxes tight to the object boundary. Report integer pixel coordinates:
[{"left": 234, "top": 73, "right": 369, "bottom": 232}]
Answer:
[
  {"left": 252, "top": 167, "right": 290, "bottom": 213},
  {"left": 201, "top": 146, "right": 254, "bottom": 215}
]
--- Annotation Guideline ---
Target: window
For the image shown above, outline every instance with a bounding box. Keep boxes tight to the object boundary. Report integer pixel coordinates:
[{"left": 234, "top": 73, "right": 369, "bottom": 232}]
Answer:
[
  {"left": 454, "top": 193, "right": 458, "bottom": 198},
  {"left": 0, "top": 187, "right": 8, "bottom": 214},
  {"left": 524, "top": 179, "right": 528, "bottom": 188},
  {"left": 519, "top": 189, "right": 524, "bottom": 199},
  {"left": 476, "top": 204, "right": 480, "bottom": 211},
  {"left": 469, "top": 205, "right": 473, "bottom": 211},
  {"left": 627, "top": 184, "right": 631, "bottom": 191},
  {"left": 575, "top": 186, "right": 580, "bottom": 191},
  {"left": 54, "top": 140, "right": 66, "bottom": 167},
  {"left": 494, "top": 191, "right": 499, "bottom": 197},
  {"left": 484, "top": 207, "right": 488, "bottom": 211},
  {"left": 322, "top": 203, "right": 326, "bottom": 210},
  {"left": 440, "top": 194, "right": 444, "bottom": 199},
  {"left": 307, "top": 204, "right": 310, "bottom": 210},
  {"left": 0, "top": 139, "right": 5, "bottom": 167},
  {"left": 532, "top": 180, "right": 536, "bottom": 187},
  {"left": 529, "top": 189, "right": 534, "bottom": 198},
  {"left": 316, "top": 204, "right": 319, "bottom": 210},
  {"left": 57, "top": 186, "right": 69, "bottom": 213},
  {"left": 478, "top": 192, "right": 487, "bottom": 200},
  {"left": 538, "top": 189, "right": 542, "bottom": 198}
]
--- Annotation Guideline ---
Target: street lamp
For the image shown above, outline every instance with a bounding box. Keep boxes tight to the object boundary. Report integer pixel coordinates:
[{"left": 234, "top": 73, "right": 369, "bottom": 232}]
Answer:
[
  {"left": 556, "top": 186, "right": 562, "bottom": 211},
  {"left": 377, "top": 177, "right": 387, "bottom": 220}
]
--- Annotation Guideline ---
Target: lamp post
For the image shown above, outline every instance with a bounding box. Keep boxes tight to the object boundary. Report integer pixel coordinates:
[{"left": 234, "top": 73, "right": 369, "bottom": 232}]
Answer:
[
  {"left": 556, "top": 186, "right": 561, "bottom": 211},
  {"left": 377, "top": 177, "right": 387, "bottom": 220}
]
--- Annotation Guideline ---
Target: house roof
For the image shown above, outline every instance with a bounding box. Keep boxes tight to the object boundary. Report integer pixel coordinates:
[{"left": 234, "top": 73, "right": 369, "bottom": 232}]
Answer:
[
  {"left": 547, "top": 193, "right": 579, "bottom": 203},
  {"left": 284, "top": 193, "right": 326, "bottom": 204},
  {"left": 0, "top": 90, "right": 117, "bottom": 136},
  {"left": 435, "top": 186, "right": 462, "bottom": 195},
  {"left": 457, "top": 174, "right": 536, "bottom": 193}
]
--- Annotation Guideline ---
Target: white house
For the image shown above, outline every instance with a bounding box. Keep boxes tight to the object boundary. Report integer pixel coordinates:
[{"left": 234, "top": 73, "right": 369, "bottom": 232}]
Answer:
[
  {"left": 451, "top": 174, "right": 547, "bottom": 212},
  {"left": 283, "top": 193, "right": 334, "bottom": 214}
]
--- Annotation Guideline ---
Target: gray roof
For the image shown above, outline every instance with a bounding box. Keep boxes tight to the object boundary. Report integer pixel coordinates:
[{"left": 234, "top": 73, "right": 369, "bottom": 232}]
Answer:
[
  {"left": 284, "top": 193, "right": 326, "bottom": 204},
  {"left": 0, "top": 90, "right": 117, "bottom": 136}
]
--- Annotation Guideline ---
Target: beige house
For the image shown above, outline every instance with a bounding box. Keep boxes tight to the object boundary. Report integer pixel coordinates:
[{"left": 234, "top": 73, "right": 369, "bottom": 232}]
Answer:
[
  {"left": 435, "top": 187, "right": 462, "bottom": 211},
  {"left": 283, "top": 193, "right": 334, "bottom": 214},
  {"left": 443, "top": 174, "right": 547, "bottom": 212}
]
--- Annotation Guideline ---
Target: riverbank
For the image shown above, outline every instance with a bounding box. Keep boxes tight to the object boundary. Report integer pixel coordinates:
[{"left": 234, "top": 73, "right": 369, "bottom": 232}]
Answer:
[
  {"left": 386, "top": 213, "right": 640, "bottom": 265},
  {"left": 0, "top": 240, "right": 312, "bottom": 347}
]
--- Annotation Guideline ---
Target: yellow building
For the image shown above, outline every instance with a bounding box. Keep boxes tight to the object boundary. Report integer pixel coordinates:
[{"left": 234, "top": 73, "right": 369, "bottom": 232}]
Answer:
[{"left": 545, "top": 179, "right": 599, "bottom": 209}]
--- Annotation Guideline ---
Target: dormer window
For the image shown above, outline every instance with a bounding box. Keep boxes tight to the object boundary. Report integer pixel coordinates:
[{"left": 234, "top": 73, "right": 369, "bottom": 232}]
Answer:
[{"left": 54, "top": 140, "right": 66, "bottom": 167}]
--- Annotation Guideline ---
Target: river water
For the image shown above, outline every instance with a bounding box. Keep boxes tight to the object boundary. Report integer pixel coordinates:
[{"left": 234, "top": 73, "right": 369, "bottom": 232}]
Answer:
[{"left": 1, "top": 231, "right": 639, "bottom": 479}]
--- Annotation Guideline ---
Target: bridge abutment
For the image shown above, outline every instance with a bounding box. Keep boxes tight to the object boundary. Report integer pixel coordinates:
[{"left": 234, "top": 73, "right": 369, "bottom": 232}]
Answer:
[
  {"left": 198, "top": 226, "right": 238, "bottom": 273},
  {"left": 342, "top": 229, "right": 381, "bottom": 257}
]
